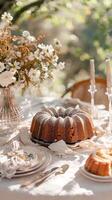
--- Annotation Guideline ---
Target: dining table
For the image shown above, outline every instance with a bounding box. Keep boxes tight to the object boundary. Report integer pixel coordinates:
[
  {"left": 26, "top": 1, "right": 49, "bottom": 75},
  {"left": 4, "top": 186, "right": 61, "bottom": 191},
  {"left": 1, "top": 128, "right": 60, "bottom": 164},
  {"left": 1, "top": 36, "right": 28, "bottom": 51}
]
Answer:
[{"left": 0, "top": 96, "right": 111, "bottom": 200}]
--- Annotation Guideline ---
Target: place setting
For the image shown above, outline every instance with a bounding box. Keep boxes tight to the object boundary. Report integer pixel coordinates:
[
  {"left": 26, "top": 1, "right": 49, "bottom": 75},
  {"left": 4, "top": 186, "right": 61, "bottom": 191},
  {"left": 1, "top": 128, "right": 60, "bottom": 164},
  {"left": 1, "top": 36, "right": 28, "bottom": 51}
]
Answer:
[{"left": 0, "top": 140, "right": 52, "bottom": 179}]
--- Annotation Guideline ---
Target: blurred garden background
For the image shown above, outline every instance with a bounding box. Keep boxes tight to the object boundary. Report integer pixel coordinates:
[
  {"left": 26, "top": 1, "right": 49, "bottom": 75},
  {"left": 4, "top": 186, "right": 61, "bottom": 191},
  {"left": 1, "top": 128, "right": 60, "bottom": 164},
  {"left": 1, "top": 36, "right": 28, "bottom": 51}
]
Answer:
[{"left": 1, "top": 0, "right": 112, "bottom": 96}]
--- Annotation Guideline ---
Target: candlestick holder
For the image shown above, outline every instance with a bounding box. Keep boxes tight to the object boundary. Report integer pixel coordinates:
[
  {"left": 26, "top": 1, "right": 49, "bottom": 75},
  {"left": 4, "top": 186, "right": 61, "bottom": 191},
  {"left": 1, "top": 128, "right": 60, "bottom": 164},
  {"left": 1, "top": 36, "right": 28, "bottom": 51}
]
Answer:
[
  {"left": 105, "top": 87, "right": 112, "bottom": 134},
  {"left": 88, "top": 84, "right": 97, "bottom": 120}
]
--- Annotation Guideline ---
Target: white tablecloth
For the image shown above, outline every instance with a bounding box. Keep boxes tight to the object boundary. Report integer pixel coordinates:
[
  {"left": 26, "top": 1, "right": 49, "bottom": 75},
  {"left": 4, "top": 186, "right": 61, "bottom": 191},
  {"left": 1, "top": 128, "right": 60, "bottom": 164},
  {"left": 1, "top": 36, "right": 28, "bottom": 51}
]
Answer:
[
  {"left": 0, "top": 97, "right": 111, "bottom": 200},
  {"left": 0, "top": 148, "right": 112, "bottom": 200}
]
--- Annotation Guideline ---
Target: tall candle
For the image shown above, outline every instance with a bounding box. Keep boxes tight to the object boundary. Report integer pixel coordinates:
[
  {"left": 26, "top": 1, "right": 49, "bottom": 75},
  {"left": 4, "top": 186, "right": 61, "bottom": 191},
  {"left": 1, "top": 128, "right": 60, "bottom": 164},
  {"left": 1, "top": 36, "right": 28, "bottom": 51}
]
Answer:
[
  {"left": 90, "top": 59, "right": 95, "bottom": 86},
  {"left": 106, "top": 58, "right": 111, "bottom": 88}
]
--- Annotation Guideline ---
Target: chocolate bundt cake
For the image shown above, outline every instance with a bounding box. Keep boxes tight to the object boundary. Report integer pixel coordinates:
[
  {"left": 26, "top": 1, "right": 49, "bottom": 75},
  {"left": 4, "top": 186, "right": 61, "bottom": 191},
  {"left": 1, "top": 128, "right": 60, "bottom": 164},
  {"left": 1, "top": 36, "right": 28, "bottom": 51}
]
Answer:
[
  {"left": 30, "top": 106, "right": 94, "bottom": 144},
  {"left": 85, "top": 148, "right": 112, "bottom": 176}
]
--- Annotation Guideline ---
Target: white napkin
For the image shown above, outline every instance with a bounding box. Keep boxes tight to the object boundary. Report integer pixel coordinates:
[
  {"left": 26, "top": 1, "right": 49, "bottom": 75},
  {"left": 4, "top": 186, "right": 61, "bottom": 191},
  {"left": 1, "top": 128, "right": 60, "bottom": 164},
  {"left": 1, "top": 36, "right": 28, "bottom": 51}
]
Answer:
[
  {"left": 73, "top": 134, "right": 112, "bottom": 151},
  {"left": 19, "top": 131, "right": 34, "bottom": 145},
  {"left": 48, "top": 140, "right": 74, "bottom": 155},
  {"left": 74, "top": 138, "right": 101, "bottom": 151},
  {"left": 0, "top": 140, "right": 33, "bottom": 179}
]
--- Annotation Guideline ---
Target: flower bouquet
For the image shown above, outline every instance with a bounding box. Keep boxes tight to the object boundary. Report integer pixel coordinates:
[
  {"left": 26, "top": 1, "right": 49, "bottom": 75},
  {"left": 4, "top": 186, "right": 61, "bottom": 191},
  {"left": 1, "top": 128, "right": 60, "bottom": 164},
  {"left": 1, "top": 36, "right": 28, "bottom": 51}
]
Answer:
[{"left": 0, "top": 12, "right": 65, "bottom": 126}]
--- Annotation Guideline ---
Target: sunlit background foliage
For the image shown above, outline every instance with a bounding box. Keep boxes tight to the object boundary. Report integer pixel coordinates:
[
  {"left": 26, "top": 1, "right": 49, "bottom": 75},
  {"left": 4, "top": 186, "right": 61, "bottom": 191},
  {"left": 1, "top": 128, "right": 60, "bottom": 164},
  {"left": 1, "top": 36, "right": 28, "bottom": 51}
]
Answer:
[{"left": 0, "top": 0, "right": 112, "bottom": 96}]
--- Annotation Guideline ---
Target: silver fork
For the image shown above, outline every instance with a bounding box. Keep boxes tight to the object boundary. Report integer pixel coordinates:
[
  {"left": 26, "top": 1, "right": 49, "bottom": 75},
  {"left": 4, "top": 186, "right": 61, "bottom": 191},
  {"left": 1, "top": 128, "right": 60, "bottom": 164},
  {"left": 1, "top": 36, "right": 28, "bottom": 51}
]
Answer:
[{"left": 21, "top": 164, "right": 69, "bottom": 189}]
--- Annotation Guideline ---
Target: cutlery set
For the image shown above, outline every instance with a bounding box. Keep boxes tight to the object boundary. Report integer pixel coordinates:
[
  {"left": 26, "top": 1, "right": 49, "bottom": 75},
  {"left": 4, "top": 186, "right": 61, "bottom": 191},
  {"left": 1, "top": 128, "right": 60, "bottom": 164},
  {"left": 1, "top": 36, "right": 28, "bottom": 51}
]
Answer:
[{"left": 21, "top": 164, "right": 69, "bottom": 189}]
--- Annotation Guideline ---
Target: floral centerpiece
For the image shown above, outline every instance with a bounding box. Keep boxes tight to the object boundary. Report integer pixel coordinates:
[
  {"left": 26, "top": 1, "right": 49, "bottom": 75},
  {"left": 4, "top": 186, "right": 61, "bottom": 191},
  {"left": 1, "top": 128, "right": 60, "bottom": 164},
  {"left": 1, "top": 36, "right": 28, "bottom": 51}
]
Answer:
[{"left": 0, "top": 12, "right": 65, "bottom": 125}]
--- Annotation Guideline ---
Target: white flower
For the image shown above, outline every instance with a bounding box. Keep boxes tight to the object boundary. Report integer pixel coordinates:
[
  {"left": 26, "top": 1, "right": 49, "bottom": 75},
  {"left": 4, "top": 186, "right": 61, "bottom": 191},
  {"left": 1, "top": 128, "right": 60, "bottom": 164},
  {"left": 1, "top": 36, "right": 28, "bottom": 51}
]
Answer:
[
  {"left": 52, "top": 55, "right": 59, "bottom": 66},
  {"left": 13, "top": 61, "right": 20, "bottom": 69},
  {"left": 38, "top": 43, "right": 46, "bottom": 49},
  {"left": 54, "top": 38, "right": 62, "bottom": 49},
  {"left": 34, "top": 49, "right": 40, "bottom": 59},
  {"left": 34, "top": 49, "right": 45, "bottom": 61},
  {"left": 22, "top": 31, "right": 35, "bottom": 42},
  {"left": 0, "top": 70, "right": 16, "bottom": 87},
  {"left": 27, "top": 36, "right": 35, "bottom": 42},
  {"left": 58, "top": 62, "right": 65, "bottom": 70},
  {"left": 0, "top": 62, "right": 5, "bottom": 73},
  {"left": 1, "top": 12, "right": 13, "bottom": 24},
  {"left": 38, "top": 44, "right": 54, "bottom": 57},
  {"left": 22, "top": 31, "right": 30, "bottom": 37},
  {"left": 40, "top": 63, "right": 49, "bottom": 73},
  {"left": 28, "top": 52, "right": 35, "bottom": 61},
  {"left": 42, "top": 66, "right": 48, "bottom": 72},
  {"left": 53, "top": 55, "right": 59, "bottom": 62},
  {"left": 8, "top": 61, "right": 19, "bottom": 69},
  {"left": 16, "top": 0, "right": 22, "bottom": 6},
  {"left": 16, "top": 51, "right": 21, "bottom": 58},
  {"left": 29, "top": 69, "right": 40, "bottom": 82},
  {"left": 46, "top": 44, "right": 54, "bottom": 53}
]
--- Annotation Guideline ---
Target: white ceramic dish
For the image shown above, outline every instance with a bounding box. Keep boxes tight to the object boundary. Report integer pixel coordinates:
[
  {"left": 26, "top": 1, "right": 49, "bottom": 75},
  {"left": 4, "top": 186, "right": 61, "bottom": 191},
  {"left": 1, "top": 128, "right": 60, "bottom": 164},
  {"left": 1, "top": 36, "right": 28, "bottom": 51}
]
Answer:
[
  {"left": 14, "top": 149, "right": 52, "bottom": 177},
  {"left": 16, "top": 146, "right": 47, "bottom": 174},
  {"left": 0, "top": 146, "right": 52, "bottom": 178},
  {"left": 80, "top": 166, "right": 112, "bottom": 182}
]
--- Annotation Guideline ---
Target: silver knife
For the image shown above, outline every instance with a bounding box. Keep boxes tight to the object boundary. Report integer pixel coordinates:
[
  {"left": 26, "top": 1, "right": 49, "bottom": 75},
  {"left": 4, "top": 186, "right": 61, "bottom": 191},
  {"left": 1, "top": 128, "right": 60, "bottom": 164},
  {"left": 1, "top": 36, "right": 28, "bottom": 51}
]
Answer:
[{"left": 21, "top": 164, "right": 69, "bottom": 189}]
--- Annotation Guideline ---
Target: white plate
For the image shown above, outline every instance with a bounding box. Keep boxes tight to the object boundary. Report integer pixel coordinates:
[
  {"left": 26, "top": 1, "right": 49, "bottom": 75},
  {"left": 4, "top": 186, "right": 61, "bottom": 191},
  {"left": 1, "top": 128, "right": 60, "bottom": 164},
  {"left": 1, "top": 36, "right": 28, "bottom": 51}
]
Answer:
[
  {"left": 14, "top": 148, "right": 52, "bottom": 177},
  {"left": 80, "top": 166, "right": 112, "bottom": 182},
  {"left": 0, "top": 146, "right": 52, "bottom": 177},
  {"left": 16, "top": 146, "right": 47, "bottom": 174}
]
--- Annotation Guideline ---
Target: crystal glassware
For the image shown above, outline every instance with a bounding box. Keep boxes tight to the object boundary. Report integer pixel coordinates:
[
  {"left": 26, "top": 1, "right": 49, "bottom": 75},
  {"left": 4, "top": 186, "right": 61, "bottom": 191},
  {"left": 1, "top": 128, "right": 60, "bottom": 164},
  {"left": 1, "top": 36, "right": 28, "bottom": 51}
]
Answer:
[
  {"left": 0, "top": 86, "right": 23, "bottom": 128},
  {"left": 88, "top": 59, "right": 97, "bottom": 120},
  {"left": 88, "top": 84, "right": 97, "bottom": 120},
  {"left": 105, "top": 87, "right": 112, "bottom": 134}
]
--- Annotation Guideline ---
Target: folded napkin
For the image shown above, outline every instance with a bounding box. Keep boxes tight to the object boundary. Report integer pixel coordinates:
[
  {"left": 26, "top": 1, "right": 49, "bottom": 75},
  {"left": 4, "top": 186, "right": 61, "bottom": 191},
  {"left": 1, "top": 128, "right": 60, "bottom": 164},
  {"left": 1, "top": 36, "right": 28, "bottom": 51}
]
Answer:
[
  {"left": 72, "top": 134, "right": 112, "bottom": 152},
  {"left": 48, "top": 135, "right": 112, "bottom": 155},
  {"left": 19, "top": 129, "right": 34, "bottom": 146},
  {"left": 48, "top": 140, "right": 74, "bottom": 156},
  {"left": 0, "top": 141, "right": 34, "bottom": 179}
]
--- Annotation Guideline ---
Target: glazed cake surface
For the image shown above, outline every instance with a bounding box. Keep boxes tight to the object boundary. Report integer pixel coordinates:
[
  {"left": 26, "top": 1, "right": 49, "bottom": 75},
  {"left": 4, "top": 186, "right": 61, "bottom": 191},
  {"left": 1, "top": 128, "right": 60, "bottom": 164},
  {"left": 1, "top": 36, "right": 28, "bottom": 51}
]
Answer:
[
  {"left": 85, "top": 148, "right": 112, "bottom": 176},
  {"left": 30, "top": 106, "right": 94, "bottom": 144}
]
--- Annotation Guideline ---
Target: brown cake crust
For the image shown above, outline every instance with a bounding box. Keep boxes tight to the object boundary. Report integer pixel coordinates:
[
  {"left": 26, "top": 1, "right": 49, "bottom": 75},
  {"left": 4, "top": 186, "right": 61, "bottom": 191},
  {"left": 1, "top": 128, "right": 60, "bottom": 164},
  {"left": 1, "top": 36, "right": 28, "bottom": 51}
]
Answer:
[
  {"left": 85, "top": 148, "right": 112, "bottom": 176},
  {"left": 30, "top": 106, "right": 95, "bottom": 144}
]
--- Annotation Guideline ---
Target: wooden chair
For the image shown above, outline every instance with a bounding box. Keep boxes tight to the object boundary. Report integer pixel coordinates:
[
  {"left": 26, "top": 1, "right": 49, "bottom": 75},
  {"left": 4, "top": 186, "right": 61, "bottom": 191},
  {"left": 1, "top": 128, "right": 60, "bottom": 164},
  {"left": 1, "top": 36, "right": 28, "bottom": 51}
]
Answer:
[{"left": 62, "top": 77, "right": 108, "bottom": 108}]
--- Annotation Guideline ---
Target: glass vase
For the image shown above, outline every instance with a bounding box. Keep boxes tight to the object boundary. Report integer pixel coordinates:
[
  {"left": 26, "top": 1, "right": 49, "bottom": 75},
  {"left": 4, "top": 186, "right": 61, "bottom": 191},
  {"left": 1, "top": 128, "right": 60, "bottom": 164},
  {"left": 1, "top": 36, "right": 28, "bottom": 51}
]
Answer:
[{"left": 0, "top": 86, "right": 23, "bottom": 128}]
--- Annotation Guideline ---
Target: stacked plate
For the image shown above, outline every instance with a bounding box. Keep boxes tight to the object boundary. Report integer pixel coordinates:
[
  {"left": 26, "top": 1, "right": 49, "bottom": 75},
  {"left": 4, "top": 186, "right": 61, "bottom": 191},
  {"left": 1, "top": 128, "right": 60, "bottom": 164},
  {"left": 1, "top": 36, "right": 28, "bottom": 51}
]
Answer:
[
  {"left": 0, "top": 146, "right": 52, "bottom": 178},
  {"left": 80, "top": 166, "right": 112, "bottom": 182}
]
